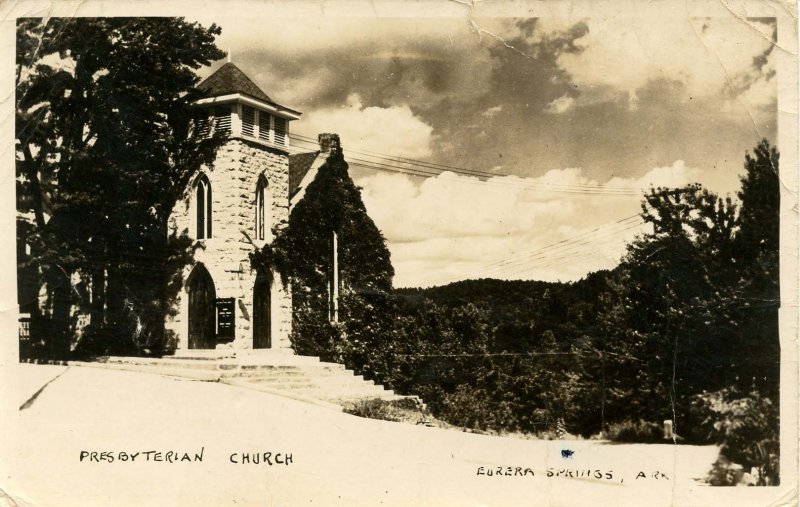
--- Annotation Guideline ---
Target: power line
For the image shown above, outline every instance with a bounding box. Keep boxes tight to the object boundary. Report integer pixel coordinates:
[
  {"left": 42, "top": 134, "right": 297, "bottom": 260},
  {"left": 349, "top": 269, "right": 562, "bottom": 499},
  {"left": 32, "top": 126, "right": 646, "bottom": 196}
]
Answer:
[
  {"left": 292, "top": 135, "right": 641, "bottom": 194},
  {"left": 288, "top": 139, "right": 638, "bottom": 196},
  {"left": 288, "top": 134, "right": 643, "bottom": 196},
  {"left": 470, "top": 216, "right": 642, "bottom": 273},
  {"left": 424, "top": 216, "right": 645, "bottom": 286},
  {"left": 471, "top": 226, "right": 641, "bottom": 282},
  {"left": 428, "top": 239, "right": 632, "bottom": 287},
  {"left": 505, "top": 234, "right": 634, "bottom": 278},
  {"left": 440, "top": 215, "right": 640, "bottom": 276},
  {"left": 346, "top": 159, "right": 639, "bottom": 196},
  {"left": 291, "top": 132, "right": 642, "bottom": 191},
  {"left": 285, "top": 135, "right": 648, "bottom": 286}
]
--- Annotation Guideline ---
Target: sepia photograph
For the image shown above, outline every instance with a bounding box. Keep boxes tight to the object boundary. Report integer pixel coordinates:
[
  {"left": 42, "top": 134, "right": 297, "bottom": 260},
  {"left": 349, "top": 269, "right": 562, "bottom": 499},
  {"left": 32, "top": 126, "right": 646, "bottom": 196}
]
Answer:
[{"left": 2, "top": 1, "right": 798, "bottom": 506}]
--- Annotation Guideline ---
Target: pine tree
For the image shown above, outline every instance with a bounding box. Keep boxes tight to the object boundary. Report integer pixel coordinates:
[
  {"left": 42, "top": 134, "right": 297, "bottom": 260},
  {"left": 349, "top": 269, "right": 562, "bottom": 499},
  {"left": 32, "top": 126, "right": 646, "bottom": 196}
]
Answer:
[{"left": 734, "top": 139, "right": 780, "bottom": 396}]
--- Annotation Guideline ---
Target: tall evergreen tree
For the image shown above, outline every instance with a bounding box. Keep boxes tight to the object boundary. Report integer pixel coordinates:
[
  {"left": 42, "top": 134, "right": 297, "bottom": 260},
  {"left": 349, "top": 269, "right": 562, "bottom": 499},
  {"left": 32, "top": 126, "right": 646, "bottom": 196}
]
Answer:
[
  {"left": 16, "top": 18, "right": 225, "bottom": 356},
  {"left": 734, "top": 140, "right": 780, "bottom": 396}
]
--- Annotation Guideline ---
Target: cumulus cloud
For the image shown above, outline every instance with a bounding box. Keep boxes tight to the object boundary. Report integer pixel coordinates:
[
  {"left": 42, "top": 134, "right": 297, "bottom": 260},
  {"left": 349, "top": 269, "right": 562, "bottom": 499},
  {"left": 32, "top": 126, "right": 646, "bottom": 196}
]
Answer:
[
  {"left": 297, "top": 94, "right": 434, "bottom": 158},
  {"left": 358, "top": 160, "right": 726, "bottom": 287}
]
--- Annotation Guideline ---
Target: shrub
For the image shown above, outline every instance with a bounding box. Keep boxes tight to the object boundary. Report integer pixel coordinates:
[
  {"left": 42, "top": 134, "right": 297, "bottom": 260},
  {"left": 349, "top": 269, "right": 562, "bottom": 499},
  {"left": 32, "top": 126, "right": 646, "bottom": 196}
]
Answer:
[
  {"left": 290, "top": 317, "right": 341, "bottom": 360},
  {"left": 690, "top": 388, "right": 779, "bottom": 486},
  {"left": 437, "top": 387, "right": 498, "bottom": 431},
  {"left": 344, "top": 398, "right": 396, "bottom": 421},
  {"left": 605, "top": 419, "right": 664, "bottom": 443}
]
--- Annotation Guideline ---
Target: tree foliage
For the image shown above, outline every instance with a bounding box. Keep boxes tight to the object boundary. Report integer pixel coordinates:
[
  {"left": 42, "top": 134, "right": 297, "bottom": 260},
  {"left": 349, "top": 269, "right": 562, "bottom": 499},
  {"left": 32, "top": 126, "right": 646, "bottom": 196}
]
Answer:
[
  {"left": 693, "top": 388, "right": 779, "bottom": 485},
  {"left": 603, "top": 140, "right": 780, "bottom": 430},
  {"left": 16, "top": 18, "right": 225, "bottom": 356}
]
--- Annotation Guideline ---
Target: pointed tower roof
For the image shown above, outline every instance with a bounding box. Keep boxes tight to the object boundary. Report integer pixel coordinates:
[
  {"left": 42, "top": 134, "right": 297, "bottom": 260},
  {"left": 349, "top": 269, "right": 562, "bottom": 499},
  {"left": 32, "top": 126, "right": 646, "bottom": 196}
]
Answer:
[{"left": 197, "top": 62, "right": 272, "bottom": 103}]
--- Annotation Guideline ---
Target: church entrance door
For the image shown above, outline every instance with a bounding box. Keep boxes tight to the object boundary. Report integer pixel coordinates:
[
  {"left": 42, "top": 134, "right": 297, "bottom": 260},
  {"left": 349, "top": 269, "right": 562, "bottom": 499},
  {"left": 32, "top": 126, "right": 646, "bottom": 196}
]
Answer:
[
  {"left": 187, "top": 264, "right": 216, "bottom": 349},
  {"left": 253, "top": 273, "right": 271, "bottom": 349}
]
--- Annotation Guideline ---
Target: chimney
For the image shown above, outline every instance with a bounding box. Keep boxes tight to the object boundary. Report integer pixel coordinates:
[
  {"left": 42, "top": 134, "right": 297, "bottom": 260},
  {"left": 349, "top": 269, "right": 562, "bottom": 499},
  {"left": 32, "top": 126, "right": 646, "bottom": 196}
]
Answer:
[{"left": 318, "top": 133, "right": 341, "bottom": 154}]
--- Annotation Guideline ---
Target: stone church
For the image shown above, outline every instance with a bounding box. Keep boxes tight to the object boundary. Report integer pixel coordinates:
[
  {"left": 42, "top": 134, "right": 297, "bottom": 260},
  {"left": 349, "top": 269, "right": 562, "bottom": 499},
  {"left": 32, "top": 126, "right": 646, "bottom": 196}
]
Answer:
[
  {"left": 165, "top": 62, "right": 341, "bottom": 354},
  {"left": 17, "top": 60, "right": 408, "bottom": 404},
  {"left": 17, "top": 61, "right": 345, "bottom": 356}
]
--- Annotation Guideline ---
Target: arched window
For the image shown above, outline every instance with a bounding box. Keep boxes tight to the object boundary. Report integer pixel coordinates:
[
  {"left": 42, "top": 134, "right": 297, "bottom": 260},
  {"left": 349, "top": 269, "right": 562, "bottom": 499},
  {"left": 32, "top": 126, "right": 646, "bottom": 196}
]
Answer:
[
  {"left": 195, "top": 174, "right": 212, "bottom": 239},
  {"left": 255, "top": 176, "right": 267, "bottom": 241}
]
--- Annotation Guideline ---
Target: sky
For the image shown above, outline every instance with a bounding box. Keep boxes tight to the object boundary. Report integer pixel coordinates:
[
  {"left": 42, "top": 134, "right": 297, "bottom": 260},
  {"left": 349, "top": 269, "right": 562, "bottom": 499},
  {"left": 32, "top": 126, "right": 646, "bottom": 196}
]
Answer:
[{"left": 190, "top": 13, "right": 777, "bottom": 288}]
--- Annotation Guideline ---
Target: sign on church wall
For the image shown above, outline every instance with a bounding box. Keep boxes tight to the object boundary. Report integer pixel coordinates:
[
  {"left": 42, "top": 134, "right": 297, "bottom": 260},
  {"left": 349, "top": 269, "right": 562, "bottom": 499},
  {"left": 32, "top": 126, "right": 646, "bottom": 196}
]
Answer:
[{"left": 215, "top": 297, "right": 235, "bottom": 339}]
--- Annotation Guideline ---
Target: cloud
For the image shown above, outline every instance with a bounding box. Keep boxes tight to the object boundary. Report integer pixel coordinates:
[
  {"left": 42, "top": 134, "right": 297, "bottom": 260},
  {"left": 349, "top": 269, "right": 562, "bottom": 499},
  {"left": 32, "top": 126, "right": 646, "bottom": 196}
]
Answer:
[
  {"left": 296, "top": 94, "right": 434, "bottom": 158},
  {"left": 183, "top": 15, "right": 776, "bottom": 288},
  {"left": 550, "top": 17, "right": 776, "bottom": 109},
  {"left": 482, "top": 105, "right": 503, "bottom": 117},
  {"left": 358, "top": 160, "right": 726, "bottom": 287},
  {"left": 545, "top": 95, "right": 575, "bottom": 114},
  {"left": 195, "top": 17, "right": 499, "bottom": 114},
  {"left": 188, "top": 15, "right": 775, "bottom": 188}
]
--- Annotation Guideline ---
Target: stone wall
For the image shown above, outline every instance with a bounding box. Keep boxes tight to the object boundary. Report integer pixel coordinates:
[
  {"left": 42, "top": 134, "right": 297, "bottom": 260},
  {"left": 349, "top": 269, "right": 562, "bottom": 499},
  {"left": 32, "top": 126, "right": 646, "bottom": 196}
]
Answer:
[{"left": 167, "top": 138, "right": 293, "bottom": 352}]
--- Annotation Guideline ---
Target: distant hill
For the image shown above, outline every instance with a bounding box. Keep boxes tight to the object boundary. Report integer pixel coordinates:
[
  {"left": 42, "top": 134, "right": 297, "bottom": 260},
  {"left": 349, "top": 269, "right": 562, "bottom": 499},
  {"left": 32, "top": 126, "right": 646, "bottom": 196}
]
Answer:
[
  {"left": 396, "top": 278, "right": 558, "bottom": 306},
  {"left": 393, "top": 269, "right": 616, "bottom": 353},
  {"left": 396, "top": 269, "right": 614, "bottom": 315}
]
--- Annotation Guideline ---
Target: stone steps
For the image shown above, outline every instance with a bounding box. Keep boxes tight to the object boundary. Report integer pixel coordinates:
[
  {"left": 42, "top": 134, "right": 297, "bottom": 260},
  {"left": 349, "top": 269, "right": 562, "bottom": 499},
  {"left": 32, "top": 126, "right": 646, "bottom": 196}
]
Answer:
[
  {"left": 240, "top": 373, "right": 372, "bottom": 386},
  {"left": 80, "top": 361, "right": 222, "bottom": 381},
  {"left": 233, "top": 379, "right": 396, "bottom": 402},
  {"left": 40, "top": 354, "right": 412, "bottom": 409}
]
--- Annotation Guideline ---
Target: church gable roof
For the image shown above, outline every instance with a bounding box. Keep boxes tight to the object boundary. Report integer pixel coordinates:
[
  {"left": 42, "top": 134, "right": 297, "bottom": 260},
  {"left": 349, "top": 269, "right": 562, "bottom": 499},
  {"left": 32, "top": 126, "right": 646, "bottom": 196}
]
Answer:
[
  {"left": 289, "top": 151, "right": 320, "bottom": 197},
  {"left": 197, "top": 62, "right": 272, "bottom": 103}
]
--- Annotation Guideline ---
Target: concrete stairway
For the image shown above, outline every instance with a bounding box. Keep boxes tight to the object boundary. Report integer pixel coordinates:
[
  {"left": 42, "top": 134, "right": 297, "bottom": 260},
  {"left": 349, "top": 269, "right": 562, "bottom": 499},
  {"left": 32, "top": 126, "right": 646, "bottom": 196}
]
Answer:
[{"left": 51, "top": 351, "right": 410, "bottom": 409}]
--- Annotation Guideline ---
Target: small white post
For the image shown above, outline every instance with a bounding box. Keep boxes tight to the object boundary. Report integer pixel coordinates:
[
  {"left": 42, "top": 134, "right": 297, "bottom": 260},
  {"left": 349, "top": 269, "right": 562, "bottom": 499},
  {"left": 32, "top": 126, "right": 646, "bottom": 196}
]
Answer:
[
  {"left": 663, "top": 420, "right": 674, "bottom": 440},
  {"left": 331, "top": 231, "right": 339, "bottom": 323}
]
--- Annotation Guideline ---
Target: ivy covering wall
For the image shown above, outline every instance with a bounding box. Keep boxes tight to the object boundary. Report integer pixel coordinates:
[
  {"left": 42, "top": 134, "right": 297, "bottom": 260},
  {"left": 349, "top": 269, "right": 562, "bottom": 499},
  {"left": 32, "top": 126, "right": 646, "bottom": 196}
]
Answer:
[{"left": 252, "top": 150, "right": 396, "bottom": 367}]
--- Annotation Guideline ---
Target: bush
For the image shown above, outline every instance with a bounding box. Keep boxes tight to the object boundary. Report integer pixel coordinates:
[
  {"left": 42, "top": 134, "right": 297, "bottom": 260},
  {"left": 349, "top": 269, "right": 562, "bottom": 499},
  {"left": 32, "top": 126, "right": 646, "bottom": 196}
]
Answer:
[
  {"left": 690, "top": 389, "right": 779, "bottom": 486},
  {"left": 605, "top": 419, "right": 664, "bottom": 443},
  {"left": 70, "top": 324, "right": 109, "bottom": 359},
  {"left": 344, "top": 398, "right": 396, "bottom": 421},
  {"left": 290, "top": 317, "right": 341, "bottom": 360},
  {"left": 437, "top": 387, "right": 499, "bottom": 431},
  {"left": 343, "top": 397, "right": 432, "bottom": 425}
]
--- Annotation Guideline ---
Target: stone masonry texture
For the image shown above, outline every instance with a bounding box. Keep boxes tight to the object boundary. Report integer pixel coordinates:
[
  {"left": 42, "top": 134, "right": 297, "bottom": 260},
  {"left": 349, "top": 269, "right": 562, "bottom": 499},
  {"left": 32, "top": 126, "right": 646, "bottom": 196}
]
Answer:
[{"left": 167, "top": 138, "right": 293, "bottom": 351}]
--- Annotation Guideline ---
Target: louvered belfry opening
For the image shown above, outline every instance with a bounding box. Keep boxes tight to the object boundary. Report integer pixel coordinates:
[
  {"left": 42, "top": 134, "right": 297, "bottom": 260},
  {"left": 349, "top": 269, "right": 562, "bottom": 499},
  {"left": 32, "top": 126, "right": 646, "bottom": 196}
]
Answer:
[
  {"left": 242, "top": 105, "right": 256, "bottom": 137},
  {"left": 213, "top": 105, "right": 231, "bottom": 133},
  {"left": 242, "top": 106, "right": 289, "bottom": 147},
  {"left": 258, "top": 111, "right": 270, "bottom": 142},
  {"left": 192, "top": 104, "right": 292, "bottom": 147},
  {"left": 193, "top": 109, "right": 210, "bottom": 137},
  {"left": 273, "top": 116, "right": 286, "bottom": 145},
  {"left": 192, "top": 105, "right": 232, "bottom": 137}
]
